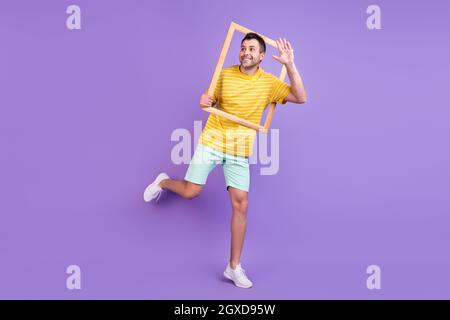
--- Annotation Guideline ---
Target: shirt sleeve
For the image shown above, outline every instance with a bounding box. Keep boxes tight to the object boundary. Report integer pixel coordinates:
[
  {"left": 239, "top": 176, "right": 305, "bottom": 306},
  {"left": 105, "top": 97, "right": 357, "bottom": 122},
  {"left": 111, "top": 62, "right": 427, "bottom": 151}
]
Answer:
[{"left": 269, "top": 76, "right": 291, "bottom": 105}]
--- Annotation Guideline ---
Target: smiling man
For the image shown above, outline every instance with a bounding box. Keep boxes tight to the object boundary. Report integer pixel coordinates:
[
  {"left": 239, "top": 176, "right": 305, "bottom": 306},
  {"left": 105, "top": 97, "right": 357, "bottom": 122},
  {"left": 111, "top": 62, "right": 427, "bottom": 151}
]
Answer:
[{"left": 143, "top": 33, "right": 307, "bottom": 289}]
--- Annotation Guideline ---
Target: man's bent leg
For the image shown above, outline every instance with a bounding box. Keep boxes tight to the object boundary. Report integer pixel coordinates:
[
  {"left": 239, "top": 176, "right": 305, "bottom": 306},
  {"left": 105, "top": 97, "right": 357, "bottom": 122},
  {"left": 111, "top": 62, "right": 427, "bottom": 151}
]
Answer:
[
  {"left": 160, "top": 179, "right": 202, "bottom": 200},
  {"left": 158, "top": 143, "right": 222, "bottom": 200}
]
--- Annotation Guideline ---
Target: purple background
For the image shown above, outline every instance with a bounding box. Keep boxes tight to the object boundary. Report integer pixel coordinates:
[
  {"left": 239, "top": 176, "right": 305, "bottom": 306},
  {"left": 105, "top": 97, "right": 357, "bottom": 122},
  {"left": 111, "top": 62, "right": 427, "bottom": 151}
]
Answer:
[{"left": 1, "top": 0, "right": 449, "bottom": 299}]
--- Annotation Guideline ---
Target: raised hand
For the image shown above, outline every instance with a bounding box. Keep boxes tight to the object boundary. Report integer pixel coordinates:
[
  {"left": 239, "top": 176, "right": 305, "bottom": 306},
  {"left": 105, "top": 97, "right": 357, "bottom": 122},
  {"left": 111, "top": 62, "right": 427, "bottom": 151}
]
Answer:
[{"left": 272, "top": 38, "right": 294, "bottom": 65}]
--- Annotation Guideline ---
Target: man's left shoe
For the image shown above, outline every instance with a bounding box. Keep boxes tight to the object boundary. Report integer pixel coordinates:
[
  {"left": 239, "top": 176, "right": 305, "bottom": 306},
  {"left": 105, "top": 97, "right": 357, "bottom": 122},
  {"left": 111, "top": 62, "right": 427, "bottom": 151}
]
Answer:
[{"left": 223, "top": 262, "right": 253, "bottom": 288}]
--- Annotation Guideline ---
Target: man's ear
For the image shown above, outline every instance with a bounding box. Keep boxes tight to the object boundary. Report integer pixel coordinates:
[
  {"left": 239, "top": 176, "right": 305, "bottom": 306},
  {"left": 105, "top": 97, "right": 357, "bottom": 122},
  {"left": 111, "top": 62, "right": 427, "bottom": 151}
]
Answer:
[{"left": 259, "top": 52, "right": 265, "bottom": 63}]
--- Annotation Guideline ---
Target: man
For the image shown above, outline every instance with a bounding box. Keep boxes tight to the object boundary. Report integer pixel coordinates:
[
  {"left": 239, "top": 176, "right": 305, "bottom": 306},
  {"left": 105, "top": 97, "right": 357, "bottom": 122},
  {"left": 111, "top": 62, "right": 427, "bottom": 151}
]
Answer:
[{"left": 143, "top": 33, "right": 307, "bottom": 289}]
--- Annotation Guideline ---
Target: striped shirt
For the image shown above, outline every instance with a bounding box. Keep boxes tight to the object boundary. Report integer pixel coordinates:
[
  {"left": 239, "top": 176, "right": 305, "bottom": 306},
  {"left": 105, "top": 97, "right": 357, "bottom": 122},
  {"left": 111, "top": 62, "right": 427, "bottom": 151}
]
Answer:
[{"left": 200, "top": 65, "right": 291, "bottom": 157}]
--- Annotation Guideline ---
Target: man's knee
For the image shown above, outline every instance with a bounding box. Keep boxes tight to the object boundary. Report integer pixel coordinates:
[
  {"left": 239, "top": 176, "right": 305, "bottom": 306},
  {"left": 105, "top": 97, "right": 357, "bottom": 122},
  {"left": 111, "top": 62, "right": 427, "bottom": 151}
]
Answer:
[
  {"left": 183, "top": 181, "right": 202, "bottom": 200},
  {"left": 229, "top": 189, "right": 248, "bottom": 213},
  {"left": 232, "top": 199, "right": 248, "bottom": 214}
]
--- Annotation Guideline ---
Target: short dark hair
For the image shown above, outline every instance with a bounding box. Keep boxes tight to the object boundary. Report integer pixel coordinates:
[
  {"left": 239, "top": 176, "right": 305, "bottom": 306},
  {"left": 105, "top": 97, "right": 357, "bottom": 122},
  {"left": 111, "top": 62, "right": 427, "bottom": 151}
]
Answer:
[{"left": 241, "top": 33, "right": 266, "bottom": 53}]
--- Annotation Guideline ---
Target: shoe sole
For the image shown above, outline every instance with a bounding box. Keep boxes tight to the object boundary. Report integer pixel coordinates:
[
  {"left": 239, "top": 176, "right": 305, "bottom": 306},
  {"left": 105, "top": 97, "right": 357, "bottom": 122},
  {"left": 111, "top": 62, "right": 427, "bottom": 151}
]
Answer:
[
  {"left": 223, "top": 270, "right": 253, "bottom": 289},
  {"left": 143, "top": 182, "right": 158, "bottom": 202}
]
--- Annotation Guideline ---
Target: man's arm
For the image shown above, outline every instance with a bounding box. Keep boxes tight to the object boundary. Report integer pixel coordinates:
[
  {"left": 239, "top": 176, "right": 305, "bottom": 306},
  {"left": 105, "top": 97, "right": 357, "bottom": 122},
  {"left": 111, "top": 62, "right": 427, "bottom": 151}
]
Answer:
[
  {"left": 284, "top": 62, "right": 307, "bottom": 104},
  {"left": 272, "top": 38, "right": 307, "bottom": 104}
]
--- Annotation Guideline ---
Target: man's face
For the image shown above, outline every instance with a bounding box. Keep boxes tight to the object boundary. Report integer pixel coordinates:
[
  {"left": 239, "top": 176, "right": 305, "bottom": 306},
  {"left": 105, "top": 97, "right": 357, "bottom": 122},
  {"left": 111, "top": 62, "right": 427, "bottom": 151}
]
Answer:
[{"left": 239, "top": 39, "right": 265, "bottom": 69}]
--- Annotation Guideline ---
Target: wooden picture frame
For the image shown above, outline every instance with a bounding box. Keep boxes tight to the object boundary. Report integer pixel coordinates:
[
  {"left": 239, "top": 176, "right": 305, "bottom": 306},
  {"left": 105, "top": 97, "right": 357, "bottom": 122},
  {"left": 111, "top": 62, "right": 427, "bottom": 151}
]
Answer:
[{"left": 203, "top": 22, "right": 287, "bottom": 133}]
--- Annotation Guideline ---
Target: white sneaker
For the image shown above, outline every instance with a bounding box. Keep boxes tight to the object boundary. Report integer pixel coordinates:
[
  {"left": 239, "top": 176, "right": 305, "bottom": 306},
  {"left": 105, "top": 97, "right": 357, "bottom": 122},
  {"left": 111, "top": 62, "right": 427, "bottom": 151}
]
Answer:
[
  {"left": 143, "top": 172, "right": 170, "bottom": 202},
  {"left": 223, "top": 262, "right": 253, "bottom": 288}
]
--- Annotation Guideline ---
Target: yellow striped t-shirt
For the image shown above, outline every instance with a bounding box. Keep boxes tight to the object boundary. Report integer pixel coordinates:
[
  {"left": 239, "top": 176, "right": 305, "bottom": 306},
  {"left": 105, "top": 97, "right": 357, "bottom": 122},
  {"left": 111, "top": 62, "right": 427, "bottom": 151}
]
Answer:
[{"left": 200, "top": 65, "right": 291, "bottom": 157}]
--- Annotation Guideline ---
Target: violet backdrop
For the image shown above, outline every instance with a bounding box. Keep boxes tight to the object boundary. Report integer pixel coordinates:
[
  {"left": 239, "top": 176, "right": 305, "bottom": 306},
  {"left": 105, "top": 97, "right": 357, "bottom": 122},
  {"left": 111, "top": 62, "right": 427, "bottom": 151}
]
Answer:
[{"left": 0, "top": 0, "right": 449, "bottom": 299}]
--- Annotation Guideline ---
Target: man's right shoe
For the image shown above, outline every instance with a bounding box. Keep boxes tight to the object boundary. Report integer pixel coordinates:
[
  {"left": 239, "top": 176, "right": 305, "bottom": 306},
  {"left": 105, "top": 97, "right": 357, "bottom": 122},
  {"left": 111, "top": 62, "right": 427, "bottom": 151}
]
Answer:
[{"left": 143, "top": 172, "right": 170, "bottom": 202}]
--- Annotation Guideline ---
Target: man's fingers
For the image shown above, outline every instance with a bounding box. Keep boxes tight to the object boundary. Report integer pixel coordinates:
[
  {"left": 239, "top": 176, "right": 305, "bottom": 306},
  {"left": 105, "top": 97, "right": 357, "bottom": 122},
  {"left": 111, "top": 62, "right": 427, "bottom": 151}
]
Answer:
[
  {"left": 200, "top": 93, "right": 213, "bottom": 108},
  {"left": 280, "top": 38, "right": 286, "bottom": 50},
  {"left": 286, "top": 40, "right": 292, "bottom": 50}
]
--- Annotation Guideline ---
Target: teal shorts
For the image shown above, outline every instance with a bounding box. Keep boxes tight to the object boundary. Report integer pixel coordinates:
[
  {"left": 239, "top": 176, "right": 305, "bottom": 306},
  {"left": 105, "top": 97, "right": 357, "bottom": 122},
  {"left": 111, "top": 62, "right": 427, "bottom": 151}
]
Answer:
[{"left": 184, "top": 143, "right": 250, "bottom": 192}]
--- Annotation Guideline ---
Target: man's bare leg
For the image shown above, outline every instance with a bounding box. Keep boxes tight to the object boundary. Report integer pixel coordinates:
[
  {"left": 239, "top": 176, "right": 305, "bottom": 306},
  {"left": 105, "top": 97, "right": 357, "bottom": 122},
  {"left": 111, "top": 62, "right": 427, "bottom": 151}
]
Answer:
[
  {"left": 228, "top": 187, "right": 249, "bottom": 269},
  {"left": 160, "top": 179, "right": 202, "bottom": 200}
]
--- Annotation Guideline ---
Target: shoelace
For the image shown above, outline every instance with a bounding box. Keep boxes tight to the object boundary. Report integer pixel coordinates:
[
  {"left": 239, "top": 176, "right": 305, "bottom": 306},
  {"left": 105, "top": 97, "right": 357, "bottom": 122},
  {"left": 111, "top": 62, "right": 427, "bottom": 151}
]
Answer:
[
  {"left": 154, "top": 189, "right": 163, "bottom": 203},
  {"left": 234, "top": 266, "right": 248, "bottom": 280}
]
